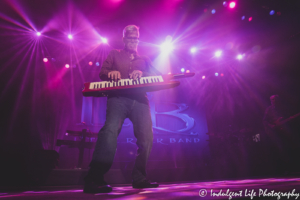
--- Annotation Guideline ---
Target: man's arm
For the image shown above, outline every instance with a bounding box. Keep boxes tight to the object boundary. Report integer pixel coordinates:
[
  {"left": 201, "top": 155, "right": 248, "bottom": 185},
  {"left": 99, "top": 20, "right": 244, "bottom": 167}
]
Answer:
[{"left": 99, "top": 50, "right": 120, "bottom": 81}]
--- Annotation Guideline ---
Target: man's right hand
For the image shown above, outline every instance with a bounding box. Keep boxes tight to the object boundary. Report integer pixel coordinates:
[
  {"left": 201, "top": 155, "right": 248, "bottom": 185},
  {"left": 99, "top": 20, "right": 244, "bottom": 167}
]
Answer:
[{"left": 108, "top": 71, "right": 121, "bottom": 81}]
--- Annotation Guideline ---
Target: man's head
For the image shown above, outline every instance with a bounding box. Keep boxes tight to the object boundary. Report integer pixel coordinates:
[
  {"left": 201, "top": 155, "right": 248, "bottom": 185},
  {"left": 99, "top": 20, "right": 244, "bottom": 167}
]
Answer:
[
  {"left": 270, "top": 95, "right": 279, "bottom": 106},
  {"left": 123, "top": 25, "right": 139, "bottom": 52}
]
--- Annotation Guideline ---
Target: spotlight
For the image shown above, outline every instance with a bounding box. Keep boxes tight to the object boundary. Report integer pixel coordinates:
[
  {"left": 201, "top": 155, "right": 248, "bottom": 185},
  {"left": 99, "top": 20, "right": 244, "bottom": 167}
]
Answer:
[
  {"left": 68, "top": 34, "right": 73, "bottom": 40},
  {"left": 65, "top": 64, "right": 70, "bottom": 68},
  {"left": 190, "top": 47, "right": 197, "bottom": 53},
  {"left": 186, "top": 70, "right": 190, "bottom": 73},
  {"left": 101, "top": 37, "right": 108, "bottom": 43},
  {"left": 269, "top": 10, "right": 275, "bottom": 15},
  {"left": 220, "top": 73, "right": 224, "bottom": 77},
  {"left": 181, "top": 68, "right": 185, "bottom": 73},
  {"left": 95, "top": 62, "right": 100, "bottom": 66},
  {"left": 223, "top": 1, "right": 228, "bottom": 7},
  {"left": 236, "top": 54, "right": 243, "bottom": 60},
  {"left": 249, "top": 17, "right": 253, "bottom": 21},
  {"left": 43, "top": 58, "right": 48, "bottom": 62},
  {"left": 215, "top": 73, "right": 219, "bottom": 76},
  {"left": 89, "top": 61, "right": 93, "bottom": 66},
  {"left": 36, "top": 32, "right": 41, "bottom": 36},
  {"left": 211, "top": 9, "right": 216, "bottom": 14},
  {"left": 215, "top": 50, "right": 222, "bottom": 57},
  {"left": 202, "top": 76, "right": 206, "bottom": 79},
  {"left": 229, "top": 2, "right": 236, "bottom": 8},
  {"left": 160, "top": 42, "right": 174, "bottom": 54},
  {"left": 241, "top": 16, "right": 245, "bottom": 20}
]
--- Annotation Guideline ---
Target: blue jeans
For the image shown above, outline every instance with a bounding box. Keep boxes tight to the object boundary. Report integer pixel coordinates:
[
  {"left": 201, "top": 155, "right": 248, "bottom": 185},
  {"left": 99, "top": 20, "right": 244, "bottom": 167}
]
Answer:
[{"left": 85, "top": 95, "right": 153, "bottom": 184}]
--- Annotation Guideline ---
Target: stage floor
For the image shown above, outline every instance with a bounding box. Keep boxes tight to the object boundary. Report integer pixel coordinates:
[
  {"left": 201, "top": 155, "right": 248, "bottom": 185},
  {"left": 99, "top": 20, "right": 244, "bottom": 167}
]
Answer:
[{"left": 1, "top": 177, "right": 300, "bottom": 200}]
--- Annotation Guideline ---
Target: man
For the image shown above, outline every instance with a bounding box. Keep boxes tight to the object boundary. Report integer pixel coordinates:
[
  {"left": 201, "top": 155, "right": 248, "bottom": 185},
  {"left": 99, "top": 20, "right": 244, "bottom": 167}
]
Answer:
[
  {"left": 263, "top": 95, "right": 292, "bottom": 174},
  {"left": 84, "top": 25, "right": 159, "bottom": 193}
]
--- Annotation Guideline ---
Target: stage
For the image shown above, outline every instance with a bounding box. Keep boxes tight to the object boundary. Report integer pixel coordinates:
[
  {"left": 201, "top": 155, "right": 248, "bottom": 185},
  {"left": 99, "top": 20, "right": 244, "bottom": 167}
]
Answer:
[{"left": 1, "top": 177, "right": 300, "bottom": 200}]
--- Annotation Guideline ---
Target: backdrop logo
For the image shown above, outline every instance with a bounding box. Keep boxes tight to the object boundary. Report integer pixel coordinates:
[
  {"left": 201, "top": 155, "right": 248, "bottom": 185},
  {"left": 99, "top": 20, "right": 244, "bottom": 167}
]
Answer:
[{"left": 150, "top": 102, "right": 195, "bottom": 135}]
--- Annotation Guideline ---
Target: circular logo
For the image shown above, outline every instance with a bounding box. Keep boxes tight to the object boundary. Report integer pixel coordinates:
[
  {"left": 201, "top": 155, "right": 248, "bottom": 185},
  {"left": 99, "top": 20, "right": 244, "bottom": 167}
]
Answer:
[{"left": 199, "top": 189, "right": 207, "bottom": 197}]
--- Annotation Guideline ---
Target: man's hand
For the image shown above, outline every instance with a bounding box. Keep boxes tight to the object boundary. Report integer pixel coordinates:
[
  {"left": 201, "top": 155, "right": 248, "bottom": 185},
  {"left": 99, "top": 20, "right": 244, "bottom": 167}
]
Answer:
[
  {"left": 129, "top": 70, "right": 143, "bottom": 80},
  {"left": 108, "top": 71, "right": 121, "bottom": 81}
]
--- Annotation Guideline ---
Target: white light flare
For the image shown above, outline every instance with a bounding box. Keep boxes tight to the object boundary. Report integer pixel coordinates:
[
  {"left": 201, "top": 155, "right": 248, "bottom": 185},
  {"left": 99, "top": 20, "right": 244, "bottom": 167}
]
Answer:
[
  {"left": 215, "top": 50, "right": 222, "bottom": 57},
  {"left": 190, "top": 47, "right": 197, "bottom": 53}
]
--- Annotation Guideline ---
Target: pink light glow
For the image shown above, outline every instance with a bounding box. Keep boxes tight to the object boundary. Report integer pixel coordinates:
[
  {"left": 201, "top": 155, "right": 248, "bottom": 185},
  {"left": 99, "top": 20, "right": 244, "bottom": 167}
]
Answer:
[
  {"left": 65, "top": 64, "right": 70, "bottom": 68},
  {"left": 36, "top": 32, "right": 41, "bottom": 36},
  {"left": 186, "top": 70, "right": 190, "bottom": 73},
  {"left": 202, "top": 76, "right": 205, "bottom": 79},
  {"left": 68, "top": 34, "right": 73, "bottom": 40},
  {"left": 215, "top": 50, "right": 222, "bottom": 57},
  {"left": 43, "top": 58, "right": 48, "bottom": 62},
  {"left": 249, "top": 17, "right": 253, "bottom": 21},
  {"left": 101, "top": 38, "right": 108, "bottom": 43},
  {"left": 88, "top": 62, "right": 93, "bottom": 66},
  {"left": 229, "top": 2, "right": 236, "bottom": 8}
]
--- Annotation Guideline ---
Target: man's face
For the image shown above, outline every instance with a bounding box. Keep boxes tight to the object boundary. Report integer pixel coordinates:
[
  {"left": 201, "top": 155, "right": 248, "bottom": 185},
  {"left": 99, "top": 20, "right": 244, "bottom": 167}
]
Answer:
[
  {"left": 270, "top": 96, "right": 278, "bottom": 106},
  {"left": 123, "top": 31, "right": 139, "bottom": 52}
]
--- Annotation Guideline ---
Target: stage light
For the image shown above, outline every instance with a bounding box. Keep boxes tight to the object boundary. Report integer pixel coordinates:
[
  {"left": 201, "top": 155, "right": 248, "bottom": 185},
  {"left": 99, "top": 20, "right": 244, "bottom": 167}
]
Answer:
[
  {"left": 237, "top": 54, "right": 243, "bottom": 60},
  {"left": 190, "top": 47, "right": 197, "bottom": 53},
  {"left": 270, "top": 10, "right": 275, "bottom": 15},
  {"left": 211, "top": 9, "right": 216, "bottom": 14},
  {"left": 249, "top": 17, "right": 252, "bottom": 21},
  {"left": 43, "top": 58, "right": 48, "bottom": 62},
  {"left": 241, "top": 16, "right": 245, "bottom": 20},
  {"left": 277, "top": 11, "right": 281, "bottom": 16},
  {"left": 181, "top": 68, "right": 185, "bottom": 73},
  {"left": 36, "top": 32, "right": 41, "bottom": 36},
  {"left": 68, "top": 34, "right": 73, "bottom": 40},
  {"left": 223, "top": 1, "right": 228, "bottom": 7},
  {"left": 89, "top": 62, "right": 93, "bottom": 66},
  {"left": 229, "top": 2, "right": 236, "bottom": 8},
  {"left": 202, "top": 76, "right": 205, "bottom": 79},
  {"left": 65, "top": 64, "right": 70, "bottom": 68},
  {"left": 220, "top": 73, "right": 224, "bottom": 77},
  {"left": 160, "top": 42, "right": 174, "bottom": 54},
  {"left": 186, "top": 70, "right": 190, "bottom": 73},
  {"left": 101, "top": 37, "right": 108, "bottom": 43},
  {"left": 95, "top": 62, "right": 100, "bottom": 66},
  {"left": 215, "top": 50, "right": 222, "bottom": 57},
  {"left": 215, "top": 73, "right": 219, "bottom": 76}
]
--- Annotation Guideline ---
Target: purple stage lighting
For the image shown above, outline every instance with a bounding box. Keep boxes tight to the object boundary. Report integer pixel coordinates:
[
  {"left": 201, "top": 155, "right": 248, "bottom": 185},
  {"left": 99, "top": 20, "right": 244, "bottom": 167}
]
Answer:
[
  {"left": 215, "top": 50, "right": 222, "bottom": 57},
  {"left": 190, "top": 47, "right": 197, "bottom": 53},
  {"left": 211, "top": 9, "right": 216, "bottom": 14},
  {"left": 89, "top": 62, "right": 93, "bottom": 66},
  {"left": 95, "top": 62, "right": 100, "bottom": 66},
  {"left": 202, "top": 76, "right": 205, "bottom": 79},
  {"left": 36, "top": 32, "right": 41, "bottom": 36},
  {"left": 215, "top": 73, "right": 219, "bottom": 76},
  {"left": 160, "top": 42, "right": 174, "bottom": 54},
  {"left": 237, "top": 54, "right": 243, "bottom": 60},
  {"left": 101, "top": 37, "right": 108, "bottom": 43},
  {"left": 181, "top": 68, "right": 185, "bottom": 73},
  {"left": 270, "top": 10, "right": 275, "bottom": 15},
  {"left": 223, "top": 1, "right": 228, "bottom": 7},
  {"left": 249, "top": 17, "right": 253, "bottom": 21},
  {"left": 241, "top": 16, "right": 245, "bottom": 20},
  {"left": 43, "top": 58, "right": 48, "bottom": 62},
  {"left": 68, "top": 34, "right": 73, "bottom": 40},
  {"left": 229, "top": 2, "right": 236, "bottom": 8},
  {"left": 65, "top": 64, "right": 70, "bottom": 68}
]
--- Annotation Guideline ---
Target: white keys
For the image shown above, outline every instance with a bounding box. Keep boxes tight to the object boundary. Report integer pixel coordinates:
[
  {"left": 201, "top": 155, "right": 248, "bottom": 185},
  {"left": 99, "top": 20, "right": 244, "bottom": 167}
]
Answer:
[{"left": 88, "top": 75, "right": 164, "bottom": 89}]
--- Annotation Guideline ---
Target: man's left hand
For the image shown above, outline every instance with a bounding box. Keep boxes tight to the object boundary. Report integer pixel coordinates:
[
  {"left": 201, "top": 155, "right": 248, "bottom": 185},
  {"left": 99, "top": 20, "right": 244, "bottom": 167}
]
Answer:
[{"left": 129, "top": 70, "right": 143, "bottom": 80}]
